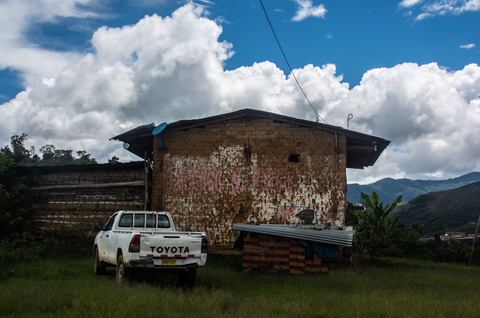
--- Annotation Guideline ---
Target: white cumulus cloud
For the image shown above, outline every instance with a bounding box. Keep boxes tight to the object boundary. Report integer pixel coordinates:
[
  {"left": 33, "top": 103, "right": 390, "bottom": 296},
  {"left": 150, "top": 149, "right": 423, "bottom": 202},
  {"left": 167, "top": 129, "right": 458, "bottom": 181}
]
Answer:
[
  {"left": 291, "top": 0, "right": 327, "bottom": 21},
  {"left": 460, "top": 43, "right": 476, "bottom": 49},
  {"left": 1, "top": 3, "right": 480, "bottom": 184},
  {"left": 399, "top": 0, "right": 480, "bottom": 20},
  {"left": 343, "top": 63, "right": 480, "bottom": 183},
  {"left": 0, "top": 0, "right": 95, "bottom": 86},
  {"left": 398, "top": 0, "right": 423, "bottom": 8}
]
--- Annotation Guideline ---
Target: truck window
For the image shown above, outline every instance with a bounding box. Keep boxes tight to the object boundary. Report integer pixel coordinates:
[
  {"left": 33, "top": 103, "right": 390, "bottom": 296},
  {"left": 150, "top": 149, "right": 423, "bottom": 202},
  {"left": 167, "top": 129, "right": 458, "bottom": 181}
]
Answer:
[
  {"left": 118, "top": 213, "right": 133, "bottom": 227},
  {"left": 146, "top": 214, "right": 156, "bottom": 228},
  {"left": 158, "top": 215, "right": 170, "bottom": 228},
  {"left": 134, "top": 214, "right": 145, "bottom": 227},
  {"left": 104, "top": 214, "right": 117, "bottom": 231}
]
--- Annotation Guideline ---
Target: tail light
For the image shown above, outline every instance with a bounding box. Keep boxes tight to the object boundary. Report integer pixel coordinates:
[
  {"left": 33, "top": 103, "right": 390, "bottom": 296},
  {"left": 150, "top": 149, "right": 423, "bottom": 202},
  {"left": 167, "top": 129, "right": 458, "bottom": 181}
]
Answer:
[
  {"left": 129, "top": 235, "right": 141, "bottom": 253},
  {"left": 201, "top": 237, "right": 208, "bottom": 253}
]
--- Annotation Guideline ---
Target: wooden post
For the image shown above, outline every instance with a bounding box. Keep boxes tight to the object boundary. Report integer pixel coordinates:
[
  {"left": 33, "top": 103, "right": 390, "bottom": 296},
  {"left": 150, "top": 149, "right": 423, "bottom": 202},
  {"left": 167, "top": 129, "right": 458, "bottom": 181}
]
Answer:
[
  {"left": 469, "top": 210, "right": 480, "bottom": 266},
  {"left": 144, "top": 151, "right": 151, "bottom": 211}
]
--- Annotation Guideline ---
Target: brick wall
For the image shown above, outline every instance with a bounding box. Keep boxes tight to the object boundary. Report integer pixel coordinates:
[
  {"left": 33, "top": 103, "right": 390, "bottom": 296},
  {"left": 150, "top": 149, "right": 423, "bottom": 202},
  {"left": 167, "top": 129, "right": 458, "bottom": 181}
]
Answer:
[
  {"left": 151, "top": 116, "right": 347, "bottom": 250},
  {"left": 19, "top": 162, "right": 146, "bottom": 239},
  {"left": 242, "top": 232, "right": 335, "bottom": 274}
]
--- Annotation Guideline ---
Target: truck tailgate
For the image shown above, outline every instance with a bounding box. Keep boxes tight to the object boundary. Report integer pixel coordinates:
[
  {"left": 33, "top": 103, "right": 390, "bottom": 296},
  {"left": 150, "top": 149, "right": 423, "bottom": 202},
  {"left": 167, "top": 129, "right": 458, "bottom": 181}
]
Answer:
[{"left": 139, "top": 232, "right": 204, "bottom": 257}]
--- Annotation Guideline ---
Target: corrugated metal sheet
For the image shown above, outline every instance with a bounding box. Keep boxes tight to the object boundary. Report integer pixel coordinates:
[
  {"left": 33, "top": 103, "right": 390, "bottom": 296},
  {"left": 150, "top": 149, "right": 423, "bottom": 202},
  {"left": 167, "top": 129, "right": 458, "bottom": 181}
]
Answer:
[{"left": 232, "top": 224, "right": 355, "bottom": 247}]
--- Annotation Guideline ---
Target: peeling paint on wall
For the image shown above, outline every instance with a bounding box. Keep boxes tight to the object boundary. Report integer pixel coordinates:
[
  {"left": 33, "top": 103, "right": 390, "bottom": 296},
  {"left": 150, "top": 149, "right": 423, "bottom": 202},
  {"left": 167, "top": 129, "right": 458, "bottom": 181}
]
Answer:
[
  {"left": 278, "top": 206, "right": 316, "bottom": 224},
  {"left": 174, "top": 165, "right": 293, "bottom": 195},
  {"left": 278, "top": 206, "right": 295, "bottom": 221}
]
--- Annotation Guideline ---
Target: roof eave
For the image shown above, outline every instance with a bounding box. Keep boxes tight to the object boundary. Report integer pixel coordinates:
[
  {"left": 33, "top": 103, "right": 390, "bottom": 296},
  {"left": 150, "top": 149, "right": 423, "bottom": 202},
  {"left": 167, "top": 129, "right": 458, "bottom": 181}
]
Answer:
[{"left": 109, "top": 109, "right": 390, "bottom": 167}]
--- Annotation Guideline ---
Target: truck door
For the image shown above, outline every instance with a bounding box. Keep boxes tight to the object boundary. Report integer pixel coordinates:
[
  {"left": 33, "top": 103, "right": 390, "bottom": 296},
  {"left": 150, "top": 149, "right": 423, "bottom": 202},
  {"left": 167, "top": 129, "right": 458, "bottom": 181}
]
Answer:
[{"left": 96, "top": 213, "right": 117, "bottom": 263}]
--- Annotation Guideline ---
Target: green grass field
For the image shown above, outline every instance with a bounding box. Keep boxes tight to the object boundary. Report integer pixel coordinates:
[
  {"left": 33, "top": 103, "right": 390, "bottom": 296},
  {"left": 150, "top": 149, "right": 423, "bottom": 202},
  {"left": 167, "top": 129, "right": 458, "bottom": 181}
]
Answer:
[{"left": 1, "top": 254, "right": 480, "bottom": 318}]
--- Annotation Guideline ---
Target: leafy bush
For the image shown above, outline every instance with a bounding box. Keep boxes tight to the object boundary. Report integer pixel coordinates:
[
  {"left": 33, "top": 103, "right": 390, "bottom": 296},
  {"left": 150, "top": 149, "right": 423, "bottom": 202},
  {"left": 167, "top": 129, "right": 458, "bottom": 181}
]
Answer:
[
  {"left": 0, "top": 239, "right": 46, "bottom": 267},
  {"left": 0, "top": 155, "right": 42, "bottom": 239},
  {"left": 1, "top": 133, "right": 99, "bottom": 240},
  {"left": 352, "top": 192, "right": 404, "bottom": 256},
  {"left": 0, "top": 227, "right": 96, "bottom": 269},
  {"left": 47, "top": 226, "right": 97, "bottom": 258},
  {"left": 349, "top": 192, "right": 480, "bottom": 266}
]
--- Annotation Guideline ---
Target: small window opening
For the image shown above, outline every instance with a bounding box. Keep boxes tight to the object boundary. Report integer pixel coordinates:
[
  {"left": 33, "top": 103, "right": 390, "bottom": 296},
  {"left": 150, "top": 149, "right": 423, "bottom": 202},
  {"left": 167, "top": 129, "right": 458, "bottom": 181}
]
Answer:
[{"left": 289, "top": 154, "right": 300, "bottom": 162}]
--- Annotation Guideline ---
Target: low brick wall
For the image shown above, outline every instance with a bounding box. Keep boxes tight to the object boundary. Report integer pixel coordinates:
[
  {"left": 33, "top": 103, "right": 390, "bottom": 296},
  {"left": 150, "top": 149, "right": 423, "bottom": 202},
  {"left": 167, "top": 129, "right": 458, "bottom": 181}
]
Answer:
[{"left": 242, "top": 232, "right": 336, "bottom": 274}]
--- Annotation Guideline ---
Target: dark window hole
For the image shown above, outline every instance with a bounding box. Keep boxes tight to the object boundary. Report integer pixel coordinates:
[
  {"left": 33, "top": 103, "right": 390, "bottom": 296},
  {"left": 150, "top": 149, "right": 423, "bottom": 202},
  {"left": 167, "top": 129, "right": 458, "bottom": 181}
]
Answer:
[{"left": 289, "top": 154, "right": 300, "bottom": 162}]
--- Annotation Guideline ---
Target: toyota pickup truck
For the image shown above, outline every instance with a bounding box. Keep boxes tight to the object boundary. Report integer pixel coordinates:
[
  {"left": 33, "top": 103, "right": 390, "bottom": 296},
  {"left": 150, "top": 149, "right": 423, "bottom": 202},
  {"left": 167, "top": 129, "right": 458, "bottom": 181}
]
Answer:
[{"left": 93, "top": 210, "right": 208, "bottom": 288}]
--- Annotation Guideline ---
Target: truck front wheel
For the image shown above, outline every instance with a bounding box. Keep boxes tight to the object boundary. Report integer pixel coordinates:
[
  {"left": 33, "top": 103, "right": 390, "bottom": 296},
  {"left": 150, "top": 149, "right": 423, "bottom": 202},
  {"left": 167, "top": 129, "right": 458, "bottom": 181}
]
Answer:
[
  {"left": 116, "top": 254, "right": 131, "bottom": 283},
  {"left": 179, "top": 267, "right": 197, "bottom": 289}
]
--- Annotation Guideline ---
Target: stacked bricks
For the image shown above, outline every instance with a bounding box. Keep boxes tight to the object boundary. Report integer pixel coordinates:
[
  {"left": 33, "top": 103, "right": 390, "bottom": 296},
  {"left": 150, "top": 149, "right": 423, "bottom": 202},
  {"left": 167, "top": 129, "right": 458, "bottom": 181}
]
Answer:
[
  {"left": 242, "top": 232, "right": 334, "bottom": 274},
  {"left": 342, "top": 245, "right": 353, "bottom": 266},
  {"left": 17, "top": 162, "right": 146, "bottom": 238}
]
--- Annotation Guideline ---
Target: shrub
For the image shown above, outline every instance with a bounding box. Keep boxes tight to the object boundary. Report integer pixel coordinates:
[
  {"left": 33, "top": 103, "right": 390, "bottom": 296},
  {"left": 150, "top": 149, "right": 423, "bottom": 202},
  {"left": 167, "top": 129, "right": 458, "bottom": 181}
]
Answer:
[
  {"left": 0, "top": 155, "right": 42, "bottom": 240},
  {"left": 0, "top": 239, "right": 46, "bottom": 267}
]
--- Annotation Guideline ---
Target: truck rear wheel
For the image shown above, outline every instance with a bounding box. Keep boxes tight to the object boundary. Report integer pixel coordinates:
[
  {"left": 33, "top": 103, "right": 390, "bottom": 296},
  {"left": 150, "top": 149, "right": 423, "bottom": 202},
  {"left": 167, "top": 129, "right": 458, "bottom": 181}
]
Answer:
[
  {"left": 116, "top": 254, "right": 131, "bottom": 283},
  {"left": 94, "top": 248, "right": 106, "bottom": 275},
  {"left": 179, "top": 267, "right": 197, "bottom": 289}
]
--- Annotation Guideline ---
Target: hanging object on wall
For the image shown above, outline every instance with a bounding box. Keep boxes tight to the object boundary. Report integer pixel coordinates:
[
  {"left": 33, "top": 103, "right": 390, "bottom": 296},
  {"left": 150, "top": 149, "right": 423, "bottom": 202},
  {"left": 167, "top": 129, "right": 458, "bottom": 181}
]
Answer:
[{"left": 151, "top": 122, "right": 168, "bottom": 150}]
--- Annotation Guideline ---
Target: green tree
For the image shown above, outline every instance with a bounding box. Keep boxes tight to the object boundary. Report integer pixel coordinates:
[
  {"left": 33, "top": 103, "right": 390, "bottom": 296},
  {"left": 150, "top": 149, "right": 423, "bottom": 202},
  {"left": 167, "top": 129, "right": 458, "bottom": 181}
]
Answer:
[
  {"left": 40, "top": 144, "right": 97, "bottom": 165},
  {"left": 108, "top": 156, "right": 119, "bottom": 164},
  {"left": 10, "top": 133, "right": 30, "bottom": 162},
  {"left": 39, "top": 145, "right": 55, "bottom": 161},
  {"left": 0, "top": 133, "right": 98, "bottom": 239},
  {"left": 77, "top": 151, "right": 98, "bottom": 165},
  {"left": 352, "top": 192, "right": 403, "bottom": 256},
  {"left": 4, "top": 134, "right": 39, "bottom": 164},
  {"left": 0, "top": 154, "right": 41, "bottom": 239}
]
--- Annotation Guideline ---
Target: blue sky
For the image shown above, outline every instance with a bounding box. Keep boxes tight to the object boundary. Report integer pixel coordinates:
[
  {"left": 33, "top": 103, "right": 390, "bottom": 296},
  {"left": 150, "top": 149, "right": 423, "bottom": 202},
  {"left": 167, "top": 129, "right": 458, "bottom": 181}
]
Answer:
[
  {"left": 2, "top": 0, "right": 479, "bottom": 100},
  {"left": 1, "top": 0, "right": 480, "bottom": 184},
  {"left": 221, "top": 0, "right": 480, "bottom": 86}
]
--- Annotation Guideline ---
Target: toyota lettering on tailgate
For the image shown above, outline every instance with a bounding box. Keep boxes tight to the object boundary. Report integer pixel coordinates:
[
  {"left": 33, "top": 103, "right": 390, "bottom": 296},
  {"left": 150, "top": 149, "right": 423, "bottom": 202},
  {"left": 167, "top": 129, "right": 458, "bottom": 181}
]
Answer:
[{"left": 150, "top": 246, "right": 190, "bottom": 253}]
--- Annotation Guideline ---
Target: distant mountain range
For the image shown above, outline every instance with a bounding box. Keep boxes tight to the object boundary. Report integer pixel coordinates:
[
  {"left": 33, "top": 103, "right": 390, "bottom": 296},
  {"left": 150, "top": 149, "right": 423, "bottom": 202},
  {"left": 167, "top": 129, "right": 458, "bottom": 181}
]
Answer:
[
  {"left": 347, "top": 172, "right": 480, "bottom": 205},
  {"left": 390, "top": 182, "right": 480, "bottom": 235}
]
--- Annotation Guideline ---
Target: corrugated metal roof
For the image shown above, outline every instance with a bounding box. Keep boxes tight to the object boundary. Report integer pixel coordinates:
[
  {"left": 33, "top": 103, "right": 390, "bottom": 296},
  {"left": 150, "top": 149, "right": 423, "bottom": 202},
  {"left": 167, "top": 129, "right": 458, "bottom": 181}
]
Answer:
[
  {"left": 109, "top": 109, "right": 390, "bottom": 169},
  {"left": 232, "top": 223, "right": 355, "bottom": 247},
  {"left": 110, "top": 123, "right": 156, "bottom": 159}
]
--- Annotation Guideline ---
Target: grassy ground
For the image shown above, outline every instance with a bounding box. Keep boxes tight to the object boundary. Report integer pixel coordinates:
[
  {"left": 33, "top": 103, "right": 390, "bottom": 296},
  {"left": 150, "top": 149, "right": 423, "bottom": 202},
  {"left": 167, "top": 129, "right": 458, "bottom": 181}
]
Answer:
[{"left": 1, "top": 254, "right": 480, "bottom": 318}]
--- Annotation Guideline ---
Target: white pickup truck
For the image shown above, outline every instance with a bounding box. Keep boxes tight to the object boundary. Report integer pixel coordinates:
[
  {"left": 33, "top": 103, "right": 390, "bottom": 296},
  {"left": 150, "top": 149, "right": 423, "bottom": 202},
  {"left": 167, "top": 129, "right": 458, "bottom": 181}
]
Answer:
[{"left": 93, "top": 210, "right": 208, "bottom": 288}]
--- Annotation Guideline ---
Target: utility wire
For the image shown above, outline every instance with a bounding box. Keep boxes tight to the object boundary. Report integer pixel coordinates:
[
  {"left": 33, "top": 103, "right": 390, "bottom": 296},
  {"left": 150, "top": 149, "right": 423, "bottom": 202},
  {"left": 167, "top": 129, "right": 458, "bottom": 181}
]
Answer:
[{"left": 259, "top": 0, "right": 328, "bottom": 124}]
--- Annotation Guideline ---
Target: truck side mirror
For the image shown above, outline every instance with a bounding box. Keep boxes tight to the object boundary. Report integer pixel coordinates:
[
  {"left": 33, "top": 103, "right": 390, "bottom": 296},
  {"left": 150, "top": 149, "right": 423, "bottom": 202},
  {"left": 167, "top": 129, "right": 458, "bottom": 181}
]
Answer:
[{"left": 94, "top": 223, "right": 104, "bottom": 232}]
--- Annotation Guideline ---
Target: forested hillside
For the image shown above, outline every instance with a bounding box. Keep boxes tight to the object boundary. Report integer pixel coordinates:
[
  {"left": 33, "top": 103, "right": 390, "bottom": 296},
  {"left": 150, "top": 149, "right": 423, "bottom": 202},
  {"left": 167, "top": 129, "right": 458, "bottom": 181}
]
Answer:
[
  {"left": 390, "top": 182, "right": 480, "bottom": 235},
  {"left": 347, "top": 172, "right": 480, "bottom": 204}
]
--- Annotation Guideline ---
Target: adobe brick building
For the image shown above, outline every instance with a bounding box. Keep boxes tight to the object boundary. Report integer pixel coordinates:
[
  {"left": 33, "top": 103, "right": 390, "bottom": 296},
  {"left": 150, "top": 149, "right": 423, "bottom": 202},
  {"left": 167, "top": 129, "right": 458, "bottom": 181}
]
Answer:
[{"left": 112, "top": 109, "right": 389, "bottom": 249}]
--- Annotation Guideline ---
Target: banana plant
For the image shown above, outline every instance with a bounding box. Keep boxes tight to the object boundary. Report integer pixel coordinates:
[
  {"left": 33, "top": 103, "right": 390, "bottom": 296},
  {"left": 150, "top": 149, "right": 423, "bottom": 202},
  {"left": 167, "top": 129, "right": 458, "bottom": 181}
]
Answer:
[{"left": 352, "top": 192, "right": 403, "bottom": 255}]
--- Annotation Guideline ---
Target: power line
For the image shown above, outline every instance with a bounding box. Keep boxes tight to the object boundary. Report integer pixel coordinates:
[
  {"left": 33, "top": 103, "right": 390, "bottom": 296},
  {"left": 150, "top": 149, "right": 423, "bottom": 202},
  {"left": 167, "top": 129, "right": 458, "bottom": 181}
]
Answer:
[{"left": 258, "top": 0, "right": 328, "bottom": 124}]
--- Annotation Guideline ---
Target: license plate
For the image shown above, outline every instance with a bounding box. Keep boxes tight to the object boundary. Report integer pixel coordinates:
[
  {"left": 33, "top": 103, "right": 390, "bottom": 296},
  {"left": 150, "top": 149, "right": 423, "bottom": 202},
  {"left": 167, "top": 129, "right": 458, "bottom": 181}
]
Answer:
[{"left": 163, "top": 258, "right": 176, "bottom": 266}]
